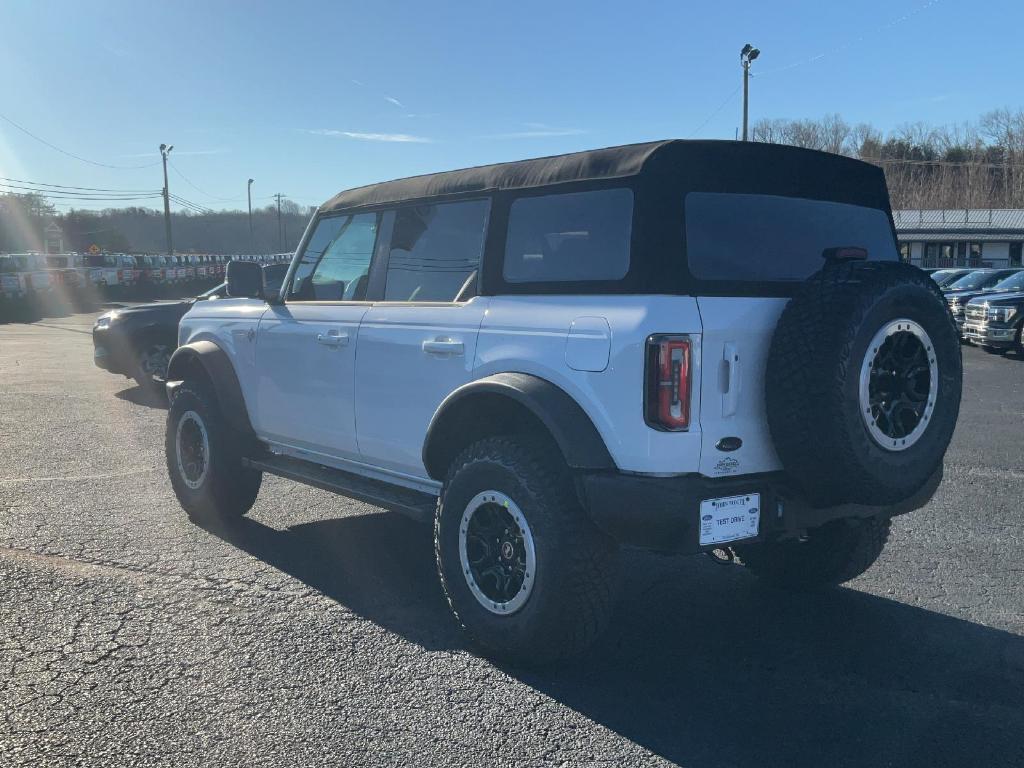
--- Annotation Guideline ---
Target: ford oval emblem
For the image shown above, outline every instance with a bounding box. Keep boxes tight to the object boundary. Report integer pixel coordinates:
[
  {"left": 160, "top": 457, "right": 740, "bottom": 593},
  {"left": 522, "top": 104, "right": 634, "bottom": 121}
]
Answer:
[{"left": 716, "top": 436, "right": 743, "bottom": 452}]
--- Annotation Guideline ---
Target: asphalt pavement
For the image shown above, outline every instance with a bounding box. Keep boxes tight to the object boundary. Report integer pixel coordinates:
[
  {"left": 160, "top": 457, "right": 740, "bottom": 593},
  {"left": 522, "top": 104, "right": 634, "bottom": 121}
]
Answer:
[{"left": 1, "top": 311, "right": 1022, "bottom": 767}]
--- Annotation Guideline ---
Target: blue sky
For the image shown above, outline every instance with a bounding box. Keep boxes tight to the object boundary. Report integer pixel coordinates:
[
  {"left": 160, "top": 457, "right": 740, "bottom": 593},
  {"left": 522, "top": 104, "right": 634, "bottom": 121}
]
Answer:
[{"left": 1, "top": 0, "right": 1019, "bottom": 212}]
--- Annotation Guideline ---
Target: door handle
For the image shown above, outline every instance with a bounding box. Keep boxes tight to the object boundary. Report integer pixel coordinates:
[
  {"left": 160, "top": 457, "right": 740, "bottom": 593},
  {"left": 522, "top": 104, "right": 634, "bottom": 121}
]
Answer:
[
  {"left": 422, "top": 337, "right": 464, "bottom": 357},
  {"left": 316, "top": 330, "right": 349, "bottom": 348},
  {"left": 722, "top": 342, "right": 740, "bottom": 417}
]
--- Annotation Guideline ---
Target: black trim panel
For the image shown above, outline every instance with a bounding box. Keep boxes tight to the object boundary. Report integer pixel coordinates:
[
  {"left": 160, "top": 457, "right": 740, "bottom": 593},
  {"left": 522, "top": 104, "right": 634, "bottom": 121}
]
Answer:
[
  {"left": 422, "top": 372, "right": 615, "bottom": 480},
  {"left": 165, "top": 340, "right": 255, "bottom": 438}
]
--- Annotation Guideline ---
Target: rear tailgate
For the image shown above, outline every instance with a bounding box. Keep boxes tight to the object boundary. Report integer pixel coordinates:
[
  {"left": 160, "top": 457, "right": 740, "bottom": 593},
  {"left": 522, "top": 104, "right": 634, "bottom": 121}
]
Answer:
[{"left": 696, "top": 297, "right": 787, "bottom": 477}]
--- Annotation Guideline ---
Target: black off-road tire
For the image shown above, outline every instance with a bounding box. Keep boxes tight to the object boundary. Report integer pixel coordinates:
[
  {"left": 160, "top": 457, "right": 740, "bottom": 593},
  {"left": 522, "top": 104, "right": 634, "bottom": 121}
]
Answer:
[
  {"left": 766, "top": 260, "right": 962, "bottom": 507},
  {"left": 435, "top": 436, "right": 616, "bottom": 666},
  {"left": 165, "top": 381, "right": 261, "bottom": 523},
  {"left": 735, "top": 516, "right": 891, "bottom": 590}
]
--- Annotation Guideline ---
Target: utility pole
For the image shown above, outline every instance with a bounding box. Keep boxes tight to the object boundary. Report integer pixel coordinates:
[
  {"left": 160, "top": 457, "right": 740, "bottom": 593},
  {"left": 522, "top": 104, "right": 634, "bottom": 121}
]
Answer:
[
  {"left": 160, "top": 143, "right": 174, "bottom": 254},
  {"left": 740, "top": 44, "right": 760, "bottom": 142},
  {"left": 273, "top": 193, "right": 284, "bottom": 253},
  {"left": 247, "top": 178, "right": 254, "bottom": 253}
]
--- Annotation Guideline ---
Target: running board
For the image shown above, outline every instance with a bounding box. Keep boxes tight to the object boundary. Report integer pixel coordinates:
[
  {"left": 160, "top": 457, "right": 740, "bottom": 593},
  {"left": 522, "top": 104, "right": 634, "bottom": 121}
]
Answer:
[{"left": 242, "top": 455, "right": 436, "bottom": 523}]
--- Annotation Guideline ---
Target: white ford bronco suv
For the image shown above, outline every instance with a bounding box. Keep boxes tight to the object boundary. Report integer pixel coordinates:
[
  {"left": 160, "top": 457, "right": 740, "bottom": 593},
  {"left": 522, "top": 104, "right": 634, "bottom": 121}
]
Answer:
[{"left": 165, "top": 140, "right": 962, "bottom": 664}]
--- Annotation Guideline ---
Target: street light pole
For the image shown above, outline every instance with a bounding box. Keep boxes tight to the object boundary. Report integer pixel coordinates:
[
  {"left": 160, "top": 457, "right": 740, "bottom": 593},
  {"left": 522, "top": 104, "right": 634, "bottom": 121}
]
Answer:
[
  {"left": 160, "top": 143, "right": 174, "bottom": 254},
  {"left": 247, "top": 178, "right": 254, "bottom": 253},
  {"left": 740, "top": 43, "right": 760, "bottom": 142},
  {"left": 274, "top": 193, "right": 284, "bottom": 253}
]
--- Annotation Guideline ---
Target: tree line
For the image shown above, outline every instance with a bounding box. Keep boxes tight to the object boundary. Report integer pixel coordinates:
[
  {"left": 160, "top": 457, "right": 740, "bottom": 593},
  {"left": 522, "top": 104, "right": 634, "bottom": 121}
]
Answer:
[
  {"left": 0, "top": 194, "right": 316, "bottom": 255},
  {"left": 751, "top": 107, "right": 1024, "bottom": 209}
]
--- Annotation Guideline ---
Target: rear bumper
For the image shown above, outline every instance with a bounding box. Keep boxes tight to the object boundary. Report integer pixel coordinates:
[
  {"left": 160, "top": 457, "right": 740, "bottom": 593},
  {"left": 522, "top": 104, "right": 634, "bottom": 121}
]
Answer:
[{"left": 581, "top": 466, "right": 941, "bottom": 554}]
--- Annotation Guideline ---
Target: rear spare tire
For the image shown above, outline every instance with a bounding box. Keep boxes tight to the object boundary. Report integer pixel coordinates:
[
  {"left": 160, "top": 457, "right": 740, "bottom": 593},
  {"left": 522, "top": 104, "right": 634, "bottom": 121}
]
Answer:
[{"left": 766, "top": 261, "right": 961, "bottom": 507}]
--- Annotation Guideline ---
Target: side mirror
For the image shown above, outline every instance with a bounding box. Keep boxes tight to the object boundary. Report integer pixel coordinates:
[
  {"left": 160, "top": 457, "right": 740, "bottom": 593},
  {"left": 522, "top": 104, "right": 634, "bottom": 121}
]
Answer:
[{"left": 226, "top": 260, "right": 263, "bottom": 299}]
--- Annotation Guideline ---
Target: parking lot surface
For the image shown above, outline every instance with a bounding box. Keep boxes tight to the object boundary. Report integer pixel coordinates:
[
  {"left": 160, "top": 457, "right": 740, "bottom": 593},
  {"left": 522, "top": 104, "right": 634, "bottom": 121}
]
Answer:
[{"left": 1, "top": 312, "right": 1023, "bottom": 767}]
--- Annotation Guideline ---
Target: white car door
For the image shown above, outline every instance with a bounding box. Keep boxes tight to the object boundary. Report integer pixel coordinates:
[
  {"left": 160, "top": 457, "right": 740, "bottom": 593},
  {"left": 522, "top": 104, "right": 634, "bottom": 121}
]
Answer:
[
  {"left": 254, "top": 212, "right": 380, "bottom": 461},
  {"left": 354, "top": 199, "right": 491, "bottom": 480}
]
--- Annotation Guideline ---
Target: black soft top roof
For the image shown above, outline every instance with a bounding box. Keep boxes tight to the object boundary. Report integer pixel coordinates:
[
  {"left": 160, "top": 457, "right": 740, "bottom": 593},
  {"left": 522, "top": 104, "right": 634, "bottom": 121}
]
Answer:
[{"left": 321, "top": 139, "right": 890, "bottom": 213}]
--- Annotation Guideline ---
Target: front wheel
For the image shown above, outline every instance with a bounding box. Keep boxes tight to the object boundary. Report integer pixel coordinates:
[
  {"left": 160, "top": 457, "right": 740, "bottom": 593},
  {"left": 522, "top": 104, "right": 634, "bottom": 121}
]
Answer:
[
  {"left": 134, "top": 340, "right": 172, "bottom": 395},
  {"left": 165, "top": 381, "right": 261, "bottom": 523},
  {"left": 435, "top": 436, "right": 616, "bottom": 665},
  {"left": 734, "top": 516, "right": 891, "bottom": 590}
]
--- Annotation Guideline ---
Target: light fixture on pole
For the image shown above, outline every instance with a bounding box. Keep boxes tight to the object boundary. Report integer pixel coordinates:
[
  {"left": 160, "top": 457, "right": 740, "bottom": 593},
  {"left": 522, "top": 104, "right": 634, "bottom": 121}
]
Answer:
[
  {"left": 247, "top": 178, "right": 254, "bottom": 252},
  {"left": 740, "top": 43, "right": 760, "bottom": 142}
]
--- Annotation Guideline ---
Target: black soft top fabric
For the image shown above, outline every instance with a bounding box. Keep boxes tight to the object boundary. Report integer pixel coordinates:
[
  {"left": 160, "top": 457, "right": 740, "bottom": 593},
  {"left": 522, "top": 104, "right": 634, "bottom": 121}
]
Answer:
[{"left": 320, "top": 139, "right": 889, "bottom": 213}]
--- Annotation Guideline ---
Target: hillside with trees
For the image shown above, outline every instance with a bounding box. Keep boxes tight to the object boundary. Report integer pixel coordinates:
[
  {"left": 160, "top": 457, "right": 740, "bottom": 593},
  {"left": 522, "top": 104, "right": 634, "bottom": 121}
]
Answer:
[
  {"left": 752, "top": 107, "right": 1024, "bottom": 210},
  {"left": 0, "top": 195, "right": 315, "bottom": 254}
]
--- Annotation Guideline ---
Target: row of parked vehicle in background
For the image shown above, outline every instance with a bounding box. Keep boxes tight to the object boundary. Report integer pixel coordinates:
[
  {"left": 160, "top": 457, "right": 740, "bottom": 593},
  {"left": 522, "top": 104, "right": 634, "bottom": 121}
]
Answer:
[
  {"left": 927, "top": 266, "right": 1024, "bottom": 355},
  {"left": 0, "top": 252, "right": 291, "bottom": 322}
]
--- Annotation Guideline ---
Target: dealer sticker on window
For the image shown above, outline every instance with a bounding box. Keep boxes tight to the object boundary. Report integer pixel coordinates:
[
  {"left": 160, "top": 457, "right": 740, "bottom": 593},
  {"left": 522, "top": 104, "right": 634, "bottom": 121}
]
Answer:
[{"left": 699, "top": 493, "right": 760, "bottom": 546}]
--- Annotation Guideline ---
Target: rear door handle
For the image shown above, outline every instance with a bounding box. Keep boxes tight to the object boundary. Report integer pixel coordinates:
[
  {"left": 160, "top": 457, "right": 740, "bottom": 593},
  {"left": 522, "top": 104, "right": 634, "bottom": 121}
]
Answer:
[
  {"left": 422, "top": 338, "right": 464, "bottom": 357},
  {"left": 316, "top": 330, "right": 349, "bottom": 348}
]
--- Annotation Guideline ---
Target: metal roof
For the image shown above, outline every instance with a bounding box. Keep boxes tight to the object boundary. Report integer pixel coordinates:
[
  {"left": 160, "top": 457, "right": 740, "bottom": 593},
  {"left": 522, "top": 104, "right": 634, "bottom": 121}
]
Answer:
[
  {"left": 896, "top": 232, "right": 1024, "bottom": 242},
  {"left": 893, "top": 209, "right": 1024, "bottom": 233}
]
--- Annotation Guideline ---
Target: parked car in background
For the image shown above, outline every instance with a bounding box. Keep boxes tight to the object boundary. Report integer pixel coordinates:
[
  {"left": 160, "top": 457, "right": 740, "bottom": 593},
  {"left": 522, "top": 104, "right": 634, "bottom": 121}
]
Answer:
[
  {"left": 93, "top": 263, "right": 287, "bottom": 393},
  {"left": 943, "top": 268, "right": 1024, "bottom": 329},
  {"left": 961, "top": 270, "right": 1024, "bottom": 353},
  {"left": 93, "top": 282, "right": 226, "bottom": 393},
  {"left": 929, "top": 268, "right": 974, "bottom": 288}
]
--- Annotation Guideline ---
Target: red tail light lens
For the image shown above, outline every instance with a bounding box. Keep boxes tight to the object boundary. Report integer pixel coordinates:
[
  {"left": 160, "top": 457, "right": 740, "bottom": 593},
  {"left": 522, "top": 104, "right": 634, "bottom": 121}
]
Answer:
[{"left": 645, "top": 335, "right": 691, "bottom": 431}]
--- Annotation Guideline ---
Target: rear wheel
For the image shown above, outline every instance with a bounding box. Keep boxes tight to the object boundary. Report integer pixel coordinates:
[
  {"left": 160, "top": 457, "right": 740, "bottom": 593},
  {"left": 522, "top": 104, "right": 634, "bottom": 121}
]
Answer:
[
  {"left": 735, "top": 517, "right": 891, "bottom": 590},
  {"left": 435, "top": 436, "right": 615, "bottom": 665},
  {"left": 165, "top": 381, "right": 261, "bottom": 523}
]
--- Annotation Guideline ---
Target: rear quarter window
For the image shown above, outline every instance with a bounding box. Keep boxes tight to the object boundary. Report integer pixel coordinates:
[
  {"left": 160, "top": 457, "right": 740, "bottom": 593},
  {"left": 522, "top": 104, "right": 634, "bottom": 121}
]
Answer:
[
  {"left": 685, "top": 192, "right": 898, "bottom": 282},
  {"left": 503, "top": 188, "right": 633, "bottom": 283}
]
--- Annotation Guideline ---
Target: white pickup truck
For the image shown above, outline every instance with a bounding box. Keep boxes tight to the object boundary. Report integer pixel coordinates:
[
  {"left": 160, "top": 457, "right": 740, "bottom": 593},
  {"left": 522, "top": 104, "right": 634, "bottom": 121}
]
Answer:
[{"left": 164, "top": 140, "right": 962, "bottom": 664}]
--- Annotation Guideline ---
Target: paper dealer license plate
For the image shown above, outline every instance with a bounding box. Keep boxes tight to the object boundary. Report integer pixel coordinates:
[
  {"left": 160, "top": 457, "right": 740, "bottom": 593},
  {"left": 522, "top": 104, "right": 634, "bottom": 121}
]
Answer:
[{"left": 699, "top": 493, "right": 760, "bottom": 546}]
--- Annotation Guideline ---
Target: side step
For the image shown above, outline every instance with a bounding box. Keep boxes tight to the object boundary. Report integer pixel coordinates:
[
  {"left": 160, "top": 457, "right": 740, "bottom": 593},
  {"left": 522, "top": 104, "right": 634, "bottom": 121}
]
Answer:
[{"left": 242, "top": 454, "right": 437, "bottom": 523}]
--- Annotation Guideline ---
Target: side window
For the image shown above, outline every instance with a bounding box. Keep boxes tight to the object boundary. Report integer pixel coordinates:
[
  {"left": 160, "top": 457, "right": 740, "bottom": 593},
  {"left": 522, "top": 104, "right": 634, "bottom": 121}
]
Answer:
[
  {"left": 503, "top": 188, "right": 633, "bottom": 283},
  {"left": 290, "top": 213, "right": 378, "bottom": 301},
  {"left": 383, "top": 199, "right": 489, "bottom": 302}
]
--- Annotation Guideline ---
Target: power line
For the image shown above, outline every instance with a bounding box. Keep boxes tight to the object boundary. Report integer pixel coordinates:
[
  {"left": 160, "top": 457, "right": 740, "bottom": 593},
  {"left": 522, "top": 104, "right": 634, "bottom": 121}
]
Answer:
[
  {"left": 0, "top": 176, "right": 158, "bottom": 194},
  {"left": 687, "top": 85, "right": 742, "bottom": 139},
  {"left": 0, "top": 183, "right": 162, "bottom": 201},
  {"left": 168, "top": 159, "right": 243, "bottom": 202},
  {"left": 0, "top": 111, "right": 163, "bottom": 170},
  {"left": 169, "top": 193, "right": 214, "bottom": 215},
  {"left": 757, "top": 0, "right": 943, "bottom": 77}
]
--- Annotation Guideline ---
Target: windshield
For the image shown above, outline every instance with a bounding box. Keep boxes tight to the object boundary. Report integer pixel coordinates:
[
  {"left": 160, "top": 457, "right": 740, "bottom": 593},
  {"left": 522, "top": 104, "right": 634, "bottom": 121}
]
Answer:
[
  {"left": 991, "top": 271, "right": 1024, "bottom": 292},
  {"left": 948, "top": 271, "right": 1000, "bottom": 290}
]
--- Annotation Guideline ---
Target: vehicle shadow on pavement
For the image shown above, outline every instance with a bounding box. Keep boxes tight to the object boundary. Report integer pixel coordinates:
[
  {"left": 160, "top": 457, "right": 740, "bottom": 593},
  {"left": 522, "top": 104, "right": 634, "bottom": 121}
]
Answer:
[
  {"left": 199, "top": 511, "right": 462, "bottom": 652},
  {"left": 198, "top": 512, "right": 1024, "bottom": 767},
  {"left": 115, "top": 386, "right": 168, "bottom": 410},
  {"left": 517, "top": 553, "right": 1024, "bottom": 768}
]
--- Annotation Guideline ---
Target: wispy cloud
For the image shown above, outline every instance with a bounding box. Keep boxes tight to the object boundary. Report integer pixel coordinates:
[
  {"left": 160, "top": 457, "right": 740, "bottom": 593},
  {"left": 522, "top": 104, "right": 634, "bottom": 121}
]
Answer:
[
  {"left": 303, "top": 129, "right": 432, "bottom": 143},
  {"left": 384, "top": 95, "right": 404, "bottom": 108},
  {"left": 486, "top": 122, "right": 586, "bottom": 139},
  {"left": 103, "top": 43, "right": 131, "bottom": 59}
]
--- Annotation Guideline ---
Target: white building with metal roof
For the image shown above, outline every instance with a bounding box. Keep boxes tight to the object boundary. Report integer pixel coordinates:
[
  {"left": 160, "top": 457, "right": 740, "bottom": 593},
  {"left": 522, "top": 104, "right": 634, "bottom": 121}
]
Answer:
[{"left": 894, "top": 209, "right": 1024, "bottom": 268}]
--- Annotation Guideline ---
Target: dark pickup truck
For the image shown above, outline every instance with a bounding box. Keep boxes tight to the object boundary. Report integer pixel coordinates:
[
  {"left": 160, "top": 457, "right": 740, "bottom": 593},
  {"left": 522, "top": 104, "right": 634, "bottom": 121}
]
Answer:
[{"left": 963, "top": 289, "right": 1024, "bottom": 354}]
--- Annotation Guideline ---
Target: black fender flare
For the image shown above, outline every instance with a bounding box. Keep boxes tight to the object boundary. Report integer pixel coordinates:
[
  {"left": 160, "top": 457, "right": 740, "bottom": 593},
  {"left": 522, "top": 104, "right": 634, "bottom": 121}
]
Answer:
[
  {"left": 165, "top": 340, "right": 255, "bottom": 438},
  {"left": 422, "top": 372, "right": 616, "bottom": 480}
]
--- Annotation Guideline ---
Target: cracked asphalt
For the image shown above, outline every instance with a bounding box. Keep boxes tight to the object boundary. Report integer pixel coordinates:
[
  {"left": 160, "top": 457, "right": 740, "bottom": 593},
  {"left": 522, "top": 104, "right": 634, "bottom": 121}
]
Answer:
[{"left": 1, "top": 310, "right": 1023, "bottom": 768}]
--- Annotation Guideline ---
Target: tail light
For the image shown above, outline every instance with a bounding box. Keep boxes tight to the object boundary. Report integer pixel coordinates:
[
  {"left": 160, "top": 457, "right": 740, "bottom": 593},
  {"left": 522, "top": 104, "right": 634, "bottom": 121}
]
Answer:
[{"left": 645, "top": 335, "right": 692, "bottom": 431}]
